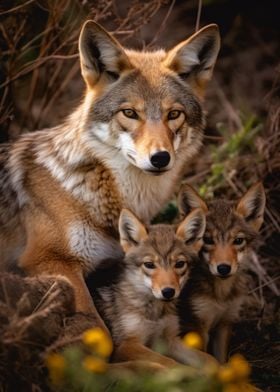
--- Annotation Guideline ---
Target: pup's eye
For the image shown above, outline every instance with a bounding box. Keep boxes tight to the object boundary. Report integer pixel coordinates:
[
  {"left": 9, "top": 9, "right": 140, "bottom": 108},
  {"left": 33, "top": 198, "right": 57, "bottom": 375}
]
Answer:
[
  {"left": 168, "top": 110, "right": 181, "bottom": 120},
  {"left": 203, "top": 236, "right": 214, "bottom": 245},
  {"left": 122, "top": 109, "right": 138, "bottom": 119},
  {"left": 234, "top": 237, "right": 245, "bottom": 245},
  {"left": 175, "top": 260, "right": 186, "bottom": 269},
  {"left": 143, "top": 261, "right": 156, "bottom": 269}
]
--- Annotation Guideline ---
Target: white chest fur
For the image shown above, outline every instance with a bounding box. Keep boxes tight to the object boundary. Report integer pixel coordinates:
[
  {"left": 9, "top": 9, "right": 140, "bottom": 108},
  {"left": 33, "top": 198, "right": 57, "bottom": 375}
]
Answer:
[
  {"left": 83, "top": 128, "right": 186, "bottom": 223},
  {"left": 103, "top": 152, "right": 183, "bottom": 223},
  {"left": 67, "top": 221, "right": 123, "bottom": 271}
]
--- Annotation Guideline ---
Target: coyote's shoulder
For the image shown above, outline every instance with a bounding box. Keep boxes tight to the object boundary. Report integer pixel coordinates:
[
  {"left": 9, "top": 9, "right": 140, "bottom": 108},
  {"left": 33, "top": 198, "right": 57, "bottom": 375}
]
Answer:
[{"left": 0, "top": 21, "right": 220, "bottom": 319}]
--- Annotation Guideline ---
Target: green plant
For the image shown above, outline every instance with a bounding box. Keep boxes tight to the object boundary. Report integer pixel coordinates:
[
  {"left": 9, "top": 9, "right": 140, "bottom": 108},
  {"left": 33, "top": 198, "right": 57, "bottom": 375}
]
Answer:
[{"left": 199, "top": 115, "right": 262, "bottom": 198}]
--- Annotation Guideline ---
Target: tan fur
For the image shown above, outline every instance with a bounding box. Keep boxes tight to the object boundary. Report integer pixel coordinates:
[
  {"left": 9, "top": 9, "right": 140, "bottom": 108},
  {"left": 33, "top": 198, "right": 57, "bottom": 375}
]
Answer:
[
  {"left": 178, "top": 183, "right": 265, "bottom": 363},
  {"left": 0, "top": 22, "right": 220, "bottom": 333}
]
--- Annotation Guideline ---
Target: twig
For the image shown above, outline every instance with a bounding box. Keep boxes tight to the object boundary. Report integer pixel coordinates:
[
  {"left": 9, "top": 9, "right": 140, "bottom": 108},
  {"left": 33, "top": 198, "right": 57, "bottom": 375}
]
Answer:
[
  {"left": 184, "top": 168, "right": 210, "bottom": 184},
  {"left": 213, "top": 77, "right": 243, "bottom": 131},
  {"left": 0, "top": 0, "right": 36, "bottom": 15},
  {"left": 204, "top": 135, "right": 224, "bottom": 141},
  {"left": 32, "top": 282, "right": 59, "bottom": 313},
  {"left": 147, "top": 0, "right": 176, "bottom": 47},
  {"left": 195, "top": 0, "right": 202, "bottom": 32},
  {"left": 0, "top": 278, "right": 11, "bottom": 308},
  {"left": 0, "top": 53, "right": 79, "bottom": 90},
  {"left": 265, "top": 206, "right": 280, "bottom": 232},
  {"left": 225, "top": 175, "right": 240, "bottom": 195},
  {"left": 250, "top": 252, "right": 280, "bottom": 296},
  {"left": 248, "top": 276, "right": 280, "bottom": 294},
  {"left": 39, "top": 62, "right": 80, "bottom": 125}
]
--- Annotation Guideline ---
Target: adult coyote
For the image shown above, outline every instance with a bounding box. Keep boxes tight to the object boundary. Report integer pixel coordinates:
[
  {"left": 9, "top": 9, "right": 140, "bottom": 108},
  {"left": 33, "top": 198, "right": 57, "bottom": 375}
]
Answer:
[{"left": 0, "top": 21, "right": 220, "bottom": 330}]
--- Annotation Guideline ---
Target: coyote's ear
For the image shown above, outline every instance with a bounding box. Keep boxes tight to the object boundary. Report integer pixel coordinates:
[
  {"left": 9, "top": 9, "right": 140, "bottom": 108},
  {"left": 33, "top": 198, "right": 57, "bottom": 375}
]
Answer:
[
  {"left": 166, "top": 24, "right": 220, "bottom": 98},
  {"left": 176, "top": 208, "right": 206, "bottom": 251},
  {"left": 178, "top": 184, "right": 208, "bottom": 217},
  {"left": 119, "top": 209, "right": 148, "bottom": 252},
  {"left": 79, "top": 20, "right": 131, "bottom": 87},
  {"left": 236, "top": 183, "right": 266, "bottom": 231}
]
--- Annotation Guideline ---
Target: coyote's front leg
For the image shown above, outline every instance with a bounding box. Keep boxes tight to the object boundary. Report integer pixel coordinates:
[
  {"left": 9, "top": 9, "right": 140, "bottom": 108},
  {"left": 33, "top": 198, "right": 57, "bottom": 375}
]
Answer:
[
  {"left": 212, "top": 323, "right": 231, "bottom": 363},
  {"left": 113, "top": 337, "right": 179, "bottom": 368},
  {"left": 168, "top": 338, "right": 218, "bottom": 368}
]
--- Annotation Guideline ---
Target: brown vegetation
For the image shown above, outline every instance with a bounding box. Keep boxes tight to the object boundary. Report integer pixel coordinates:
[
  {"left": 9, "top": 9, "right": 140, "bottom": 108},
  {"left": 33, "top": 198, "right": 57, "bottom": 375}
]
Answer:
[{"left": 0, "top": 272, "right": 100, "bottom": 391}]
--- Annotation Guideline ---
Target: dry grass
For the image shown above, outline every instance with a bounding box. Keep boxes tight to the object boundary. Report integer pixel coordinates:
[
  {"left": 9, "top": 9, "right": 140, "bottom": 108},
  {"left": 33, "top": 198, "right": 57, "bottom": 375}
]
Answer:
[
  {"left": 0, "top": 272, "right": 102, "bottom": 391},
  {"left": 0, "top": 0, "right": 169, "bottom": 137}
]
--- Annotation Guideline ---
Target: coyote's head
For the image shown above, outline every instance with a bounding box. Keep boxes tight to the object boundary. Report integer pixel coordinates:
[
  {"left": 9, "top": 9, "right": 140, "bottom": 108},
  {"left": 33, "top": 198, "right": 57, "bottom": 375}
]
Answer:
[
  {"left": 178, "top": 183, "right": 266, "bottom": 278},
  {"left": 78, "top": 21, "right": 220, "bottom": 174},
  {"left": 118, "top": 207, "right": 206, "bottom": 300}
]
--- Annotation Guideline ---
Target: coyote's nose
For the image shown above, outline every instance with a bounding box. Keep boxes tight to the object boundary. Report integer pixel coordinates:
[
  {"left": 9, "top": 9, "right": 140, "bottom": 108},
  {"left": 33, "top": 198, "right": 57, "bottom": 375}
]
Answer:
[
  {"left": 217, "top": 264, "right": 231, "bottom": 277},
  {"left": 161, "top": 287, "right": 175, "bottom": 300},
  {"left": 150, "top": 151, "right": 170, "bottom": 169}
]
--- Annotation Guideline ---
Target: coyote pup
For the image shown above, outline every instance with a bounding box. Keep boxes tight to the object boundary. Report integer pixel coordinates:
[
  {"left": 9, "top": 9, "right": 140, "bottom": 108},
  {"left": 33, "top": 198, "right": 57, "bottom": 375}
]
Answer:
[
  {"left": 178, "top": 183, "right": 266, "bottom": 362},
  {"left": 0, "top": 21, "right": 220, "bottom": 328},
  {"left": 91, "top": 208, "right": 217, "bottom": 368}
]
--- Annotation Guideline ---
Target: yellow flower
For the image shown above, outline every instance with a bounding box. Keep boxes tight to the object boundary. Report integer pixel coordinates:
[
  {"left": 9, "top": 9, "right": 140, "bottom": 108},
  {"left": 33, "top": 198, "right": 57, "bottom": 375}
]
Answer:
[
  {"left": 218, "top": 354, "right": 251, "bottom": 387},
  {"left": 182, "top": 332, "right": 203, "bottom": 350},
  {"left": 82, "top": 328, "right": 113, "bottom": 358},
  {"left": 83, "top": 356, "right": 107, "bottom": 373},
  {"left": 218, "top": 365, "right": 236, "bottom": 383},
  {"left": 223, "top": 385, "right": 242, "bottom": 392},
  {"left": 229, "top": 354, "right": 251, "bottom": 379},
  {"left": 46, "top": 353, "right": 65, "bottom": 385}
]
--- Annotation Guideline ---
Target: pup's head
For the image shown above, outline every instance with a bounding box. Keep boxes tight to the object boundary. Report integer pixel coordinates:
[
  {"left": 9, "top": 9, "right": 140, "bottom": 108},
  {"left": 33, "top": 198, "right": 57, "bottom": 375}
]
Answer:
[
  {"left": 79, "top": 21, "right": 220, "bottom": 174},
  {"left": 178, "top": 183, "right": 266, "bottom": 278},
  {"left": 118, "top": 208, "right": 206, "bottom": 300}
]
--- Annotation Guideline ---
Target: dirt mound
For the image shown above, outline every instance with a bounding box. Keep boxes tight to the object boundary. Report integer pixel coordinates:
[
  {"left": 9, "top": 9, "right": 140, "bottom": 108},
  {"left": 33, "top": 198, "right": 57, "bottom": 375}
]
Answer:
[{"left": 0, "top": 273, "right": 98, "bottom": 391}]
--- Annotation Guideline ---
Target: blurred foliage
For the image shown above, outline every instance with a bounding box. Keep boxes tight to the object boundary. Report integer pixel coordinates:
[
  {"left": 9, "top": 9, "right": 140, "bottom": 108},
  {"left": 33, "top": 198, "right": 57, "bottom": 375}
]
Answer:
[
  {"left": 46, "top": 328, "right": 256, "bottom": 392},
  {"left": 199, "top": 115, "right": 263, "bottom": 198}
]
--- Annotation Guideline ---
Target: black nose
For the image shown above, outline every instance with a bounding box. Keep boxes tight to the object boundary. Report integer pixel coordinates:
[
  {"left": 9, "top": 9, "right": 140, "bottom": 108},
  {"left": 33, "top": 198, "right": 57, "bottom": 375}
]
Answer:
[
  {"left": 217, "top": 264, "right": 231, "bottom": 276},
  {"left": 150, "top": 151, "right": 170, "bottom": 169},
  {"left": 161, "top": 287, "right": 175, "bottom": 300}
]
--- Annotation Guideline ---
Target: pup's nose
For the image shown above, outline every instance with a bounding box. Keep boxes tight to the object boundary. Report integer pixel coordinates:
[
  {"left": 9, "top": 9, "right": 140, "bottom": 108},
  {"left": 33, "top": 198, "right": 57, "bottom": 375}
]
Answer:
[
  {"left": 217, "top": 264, "right": 231, "bottom": 277},
  {"left": 161, "top": 287, "right": 175, "bottom": 300},
  {"left": 150, "top": 151, "right": 170, "bottom": 169}
]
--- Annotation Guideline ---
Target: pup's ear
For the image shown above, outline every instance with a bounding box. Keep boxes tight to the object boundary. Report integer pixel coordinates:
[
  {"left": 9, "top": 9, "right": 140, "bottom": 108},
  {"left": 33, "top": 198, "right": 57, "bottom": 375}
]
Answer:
[
  {"left": 166, "top": 24, "right": 220, "bottom": 99},
  {"left": 236, "top": 183, "right": 266, "bottom": 231},
  {"left": 119, "top": 209, "right": 148, "bottom": 252},
  {"left": 176, "top": 208, "right": 206, "bottom": 251},
  {"left": 178, "top": 184, "right": 208, "bottom": 217},
  {"left": 79, "top": 20, "right": 131, "bottom": 87}
]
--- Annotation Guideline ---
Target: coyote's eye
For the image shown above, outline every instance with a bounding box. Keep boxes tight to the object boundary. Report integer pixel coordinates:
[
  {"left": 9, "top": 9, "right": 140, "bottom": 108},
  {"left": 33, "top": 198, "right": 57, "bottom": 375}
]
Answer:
[
  {"left": 203, "top": 236, "right": 214, "bottom": 245},
  {"left": 175, "top": 260, "right": 186, "bottom": 269},
  {"left": 143, "top": 261, "right": 156, "bottom": 269},
  {"left": 122, "top": 109, "right": 138, "bottom": 119},
  {"left": 168, "top": 110, "right": 181, "bottom": 120},
  {"left": 233, "top": 237, "right": 245, "bottom": 246}
]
